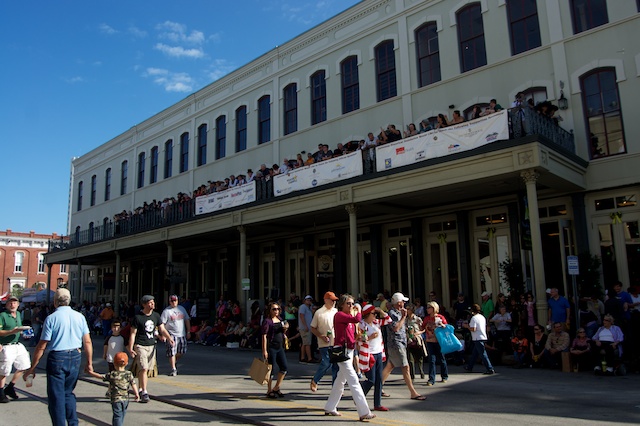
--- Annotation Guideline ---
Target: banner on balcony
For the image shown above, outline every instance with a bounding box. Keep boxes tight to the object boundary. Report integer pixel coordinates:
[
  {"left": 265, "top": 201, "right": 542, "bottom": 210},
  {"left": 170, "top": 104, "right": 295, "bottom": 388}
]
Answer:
[
  {"left": 375, "top": 110, "right": 509, "bottom": 172},
  {"left": 273, "top": 150, "right": 363, "bottom": 197},
  {"left": 195, "top": 181, "right": 256, "bottom": 215}
]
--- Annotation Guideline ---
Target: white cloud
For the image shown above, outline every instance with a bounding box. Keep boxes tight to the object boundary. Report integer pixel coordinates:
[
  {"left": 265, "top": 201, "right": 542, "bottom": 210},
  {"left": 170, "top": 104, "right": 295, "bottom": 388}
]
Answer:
[
  {"left": 143, "top": 67, "right": 193, "bottom": 93},
  {"left": 98, "top": 23, "right": 118, "bottom": 35},
  {"left": 206, "top": 59, "right": 236, "bottom": 82},
  {"left": 156, "top": 21, "right": 204, "bottom": 44},
  {"left": 128, "top": 26, "right": 147, "bottom": 38},
  {"left": 65, "top": 76, "right": 85, "bottom": 84},
  {"left": 154, "top": 43, "right": 204, "bottom": 59}
]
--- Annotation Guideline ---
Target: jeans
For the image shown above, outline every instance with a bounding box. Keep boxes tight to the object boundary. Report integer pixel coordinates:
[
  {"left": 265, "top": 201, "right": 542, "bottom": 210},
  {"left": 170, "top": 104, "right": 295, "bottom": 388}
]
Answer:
[
  {"left": 426, "top": 341, "right": 448, "bottom": 384},
  {"left": 466, "top": 340, "right": 494, "bottom": 372},
  {"left": 268, "top": 346, "right": 288, "bottom": 375},
  {"left": 313, "top": 347, "right": 339, "bottom": 385},
  {"left": 361, "top": 352, "right": 383, "bottom": 408},
  {"left": 112, "top": 400, "right": 129, "bottom": 426},
  {"left": 47, "top": 349, "right": 82, "bottom": 426}
]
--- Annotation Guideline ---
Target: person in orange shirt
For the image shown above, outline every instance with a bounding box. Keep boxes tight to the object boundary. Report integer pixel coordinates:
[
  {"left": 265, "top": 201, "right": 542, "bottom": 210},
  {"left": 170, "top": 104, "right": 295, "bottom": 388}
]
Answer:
[{"left": 100, "top": 303, "right": 115, "bottom": 335}]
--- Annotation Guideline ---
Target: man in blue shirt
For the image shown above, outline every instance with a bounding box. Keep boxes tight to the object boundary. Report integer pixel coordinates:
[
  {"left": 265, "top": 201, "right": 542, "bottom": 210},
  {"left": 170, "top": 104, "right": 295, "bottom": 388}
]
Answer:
[
  {"left": 25, "top": 288, "right": 93, "bottom": 426},
  {"left": 547, "top": 288, "right": 571, "bottom": 331}
]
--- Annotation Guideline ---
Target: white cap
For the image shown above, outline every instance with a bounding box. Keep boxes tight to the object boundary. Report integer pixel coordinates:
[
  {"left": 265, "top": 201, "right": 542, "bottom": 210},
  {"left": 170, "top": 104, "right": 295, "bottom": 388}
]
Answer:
[
  {"left": 391, "top": 292, "right": 409, "bottom": 304},
  {"left": 481, "top": 291, "right": 490, "bottom": 297}
]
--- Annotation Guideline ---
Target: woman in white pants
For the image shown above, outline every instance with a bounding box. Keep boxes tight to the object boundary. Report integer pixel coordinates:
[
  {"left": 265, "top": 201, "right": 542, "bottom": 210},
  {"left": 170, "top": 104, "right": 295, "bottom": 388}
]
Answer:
[{"left": 324, "top": 294, "right": 375, "bottom": 421}]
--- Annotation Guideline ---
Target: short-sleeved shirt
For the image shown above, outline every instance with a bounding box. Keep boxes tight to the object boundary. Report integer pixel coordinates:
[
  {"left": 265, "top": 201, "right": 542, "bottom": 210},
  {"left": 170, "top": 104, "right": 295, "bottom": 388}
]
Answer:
[
  {"left": 41, "top": 306, "right": 90, "bottom": 351},
  {"left": 386, "top": 308, "right": 407, "bottom": 349},
  {"left": 548, "top": 296, "right": 570, "bottom": 323},
  {"left": 103, "top": 370, "right": 135, "bottom": 403},
  {"left": 0, "top": 311, "right": 21, "bottom": 344},
  {"left": 132, "top": 311, "right": 162, "bottom": 346},
  {"left": 160, "top": 305, "right": 190, "bottom": 337},
  {"left": 469, "top": 313, "right": 488, "bottom": 341},
  {"left": 298, "top": 303, "right": 313, "bottom": 330},
  {"left": 310, "top": 305, "right": 337, "bottom": 348},
  {"left": 104, "top": 334, "right": 125, "bottom": 363}
]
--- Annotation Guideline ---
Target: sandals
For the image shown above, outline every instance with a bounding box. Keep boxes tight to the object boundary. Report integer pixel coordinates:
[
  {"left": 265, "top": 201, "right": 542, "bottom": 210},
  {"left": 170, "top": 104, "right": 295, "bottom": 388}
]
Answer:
[
  {"left": 411, "top": 394, "right": 427, "bottom": 401},
  {"left": 360, "top": 413, "right": 376, "bottom": 421},
  {"left": 381, "top": 391, "right": 391, "bottom": 397},
  {"left": 324, "top": 411, "right": 342, "bottom": 416},
  {"left": 267, "top": 391, "right": 278, "bottom": 399},
  {"left": 310, "top": 379, "right": 318, "bottom": 393},
  {"left": 275, "top": 390, "right": 284, "bottom": 398}
]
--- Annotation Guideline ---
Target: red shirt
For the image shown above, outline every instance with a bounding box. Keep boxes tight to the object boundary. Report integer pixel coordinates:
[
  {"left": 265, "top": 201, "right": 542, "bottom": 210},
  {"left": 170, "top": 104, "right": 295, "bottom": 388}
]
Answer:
[{"left": 333, "top": 311, "right": 362, "bottom": 349}]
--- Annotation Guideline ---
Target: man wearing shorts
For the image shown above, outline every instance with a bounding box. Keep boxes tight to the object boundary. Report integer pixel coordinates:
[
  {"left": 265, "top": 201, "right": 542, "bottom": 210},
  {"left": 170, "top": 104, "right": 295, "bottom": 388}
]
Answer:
[
  {"left": 0, "top": 296, "right": 31, "bottom": 403},
  {"left": 128, "top": 295, "right": 172, "bottom": 402},
  {"left": 298, "top": 295, "right": 315, "bottom": 363},
  {"left": 160, "top": 295, "right": 191, "bottom": 376},
  {"left": 381, "top": 292, "right": 426, "bottom": 400}
]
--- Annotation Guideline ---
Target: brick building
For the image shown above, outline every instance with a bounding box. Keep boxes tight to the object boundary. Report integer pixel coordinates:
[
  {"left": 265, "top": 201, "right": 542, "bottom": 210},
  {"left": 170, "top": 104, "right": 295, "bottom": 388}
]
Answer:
[{"left": 0, "top": 229, "right": 68, "bottom": 300}]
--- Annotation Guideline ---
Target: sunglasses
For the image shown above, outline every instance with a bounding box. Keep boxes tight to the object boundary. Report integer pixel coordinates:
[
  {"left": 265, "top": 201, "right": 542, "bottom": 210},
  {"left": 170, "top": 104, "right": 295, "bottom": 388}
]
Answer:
[{"left": 271, "top": 307, "right": 281, "bottom": 311}]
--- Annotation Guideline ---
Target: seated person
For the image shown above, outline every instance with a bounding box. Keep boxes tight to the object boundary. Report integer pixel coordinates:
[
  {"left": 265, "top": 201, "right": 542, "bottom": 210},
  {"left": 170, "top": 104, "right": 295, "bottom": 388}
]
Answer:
[
  {"left": 511, "top": 328, "right": 529, "bottom": 368},
  {"left": 279, "top": 159, "right": 290, "bottom": 174},
  {"left": 379, "top": 124, "right": 402, "bottom": 143},
  {"left": 481, "top": 99, "right": 503, "bottom": 116},
  {"left": 204, "top": 319, "right": 227, "bottom": 346},
  {"left": 418, "top": 119, "right": 432, "bottom": 133},
  {"left": 195, "top": 320, "right": 212, "bottom": 344},
  {"left": 570, "top": 328, "right": 592, "bottom": 371},
  {"left": 319, "top": 144, "right": 333, "bottom": 161},
  {"left": 294, "top": 153, "right": 304, "bottom": 168},
  {"left": 332, "top": 143, "right": 345, "bottom": 157},
  {"left": 403, "top": 123, "right": 417, "bottom": 138},
  {"left": 490, "top": 305, "right": 513, "bottom": 354},
  {"left": 542, "top": 322, "right": 570, "bottom": 369},
  {"left": 592, "top": 314, "right": 624, "bottom": 375},
  {"left": 435, "top": 114, "right": 448, "bottom": 129},
  {"left": 305, "top": 152, "right": 315, "bottom": 165},
  {"left": 529, "top": 324, "right": 547, "bottom": 368},
  {"left": 450, "top": 110, "right": 464, "bottom": 124}
]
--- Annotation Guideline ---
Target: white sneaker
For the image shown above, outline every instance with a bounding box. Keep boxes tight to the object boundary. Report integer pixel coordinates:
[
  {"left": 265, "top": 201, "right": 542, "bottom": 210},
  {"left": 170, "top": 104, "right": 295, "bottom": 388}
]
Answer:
[{"left": 168, "top": 369, "right": 177, "bottom": 376}]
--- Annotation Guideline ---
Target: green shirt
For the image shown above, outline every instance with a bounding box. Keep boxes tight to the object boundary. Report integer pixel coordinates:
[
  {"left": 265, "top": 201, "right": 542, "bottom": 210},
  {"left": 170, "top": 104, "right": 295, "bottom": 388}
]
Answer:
[
  {"left": 103, "top": 370, "right": 135, "bottom": 403},
  {"left": 0, "top": 311, "right": 22, "bottom": 344}
]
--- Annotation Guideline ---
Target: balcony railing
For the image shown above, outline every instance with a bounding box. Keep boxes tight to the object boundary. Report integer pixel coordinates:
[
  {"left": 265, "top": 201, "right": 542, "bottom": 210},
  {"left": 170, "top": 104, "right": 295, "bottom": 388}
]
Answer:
[{"left": 49, "top": 108, "right": 574, "bottom": 253}]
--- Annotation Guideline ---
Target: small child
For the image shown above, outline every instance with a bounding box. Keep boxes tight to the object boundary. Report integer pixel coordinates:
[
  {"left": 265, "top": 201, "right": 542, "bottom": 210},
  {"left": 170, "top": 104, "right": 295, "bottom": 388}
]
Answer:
[
  {"left": 104, "top": 320, "right": 125, "bottom": 371},
  {"left": 511, "top": 329, "right": 529, "bottom": 369},
  {"left": 87, "top": 352, "right": 139, "bottom": 426}
]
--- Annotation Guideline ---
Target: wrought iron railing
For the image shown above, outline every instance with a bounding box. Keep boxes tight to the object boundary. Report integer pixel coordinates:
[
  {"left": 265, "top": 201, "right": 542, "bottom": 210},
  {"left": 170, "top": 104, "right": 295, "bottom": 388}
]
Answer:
[{"left": 49, "top": 108, "right": 574, "bottom": 253}]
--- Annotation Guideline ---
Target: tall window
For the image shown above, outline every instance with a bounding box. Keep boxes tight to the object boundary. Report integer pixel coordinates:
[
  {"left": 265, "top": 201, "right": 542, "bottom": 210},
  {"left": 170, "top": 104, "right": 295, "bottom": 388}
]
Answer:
[
  {"left": 283, "top": 83, "right": 298, "bottom": 135},
  {"left": 507, "top": 0, "right": 541, "bottom": 55},
  {"left": 258, "top": 95, "right": 271, "bottom": 144},
  {"left": 216, "top": 116, "right": 226, "bottom": 160},
  {"left": 375, "top": 40, "right": 397, "bottom": 102},
  {"left": 38, "top": 253, "right": 45, "bottom": 273},
  {"left": 150, "top": 146, "right": 158, "bottom": 184},
  {"left": 164, "top": 139, "right": 173, "bottom": 179},
  {"left": 77, "top": 181, "right": 83, "bottom": 211},
  {"left": 90, "top": 175, "right": 97, "bottom": 206},
  {"left": 60, "top": 264, "right": 68, "bottom": 274},
  {"left": 137, "top": 152, "right": 145, "bottom": 188},
  {"left": 236, "top": 106, "right": 247, "bottom": 152},
  {"left": 457, "top": 3, "right": 487, "bottom": 73},
  {"left": 310, "top": 71, "right": 327, "bottom": 125},
  {"left": 14, "top": 252, "right": 24, "bottom": 273},
  {"left": 581, "top": 68, "right": 625, "bottom": 159},
  {"left": 416, "top": 22, "right": 441, "bottom": 87},
  {"left": 120, "top": 160, "right": 128, "bottom": 195},
  {"left": 571, "top": 0, "right": 608, "bottom": 34},
  {"left": 197, "top": 124, "right": 207, "bottom": 166},
  {"left": 179, "top": 132, "right": 189, "bottom": 173},
  {"left": 341, "top": 56, "right": 360, "bottom": 114},
  {"left": 104, "top": 168, "right": 111, "bottom": 201}
]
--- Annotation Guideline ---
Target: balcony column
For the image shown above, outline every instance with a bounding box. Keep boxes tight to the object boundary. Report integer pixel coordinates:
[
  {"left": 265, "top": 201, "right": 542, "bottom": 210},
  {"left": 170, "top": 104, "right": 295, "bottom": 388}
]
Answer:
[
  {"left": 166, "top": 241, "right": 173, "bottom": 296},
  {"left": 46, "top": 264, "right": 52, "bottom": 306},
  {"left": 521, "top": 169, "right": 547, "bottom": 321},
  {"left": 114, "top": 251, "right": 121, "bottom": 317},
  {"left": 238, "top": 226, "right": 247, "bottom": 319},
  {"left": 346, "top": 204, "right": 358, "bottom": 297}
]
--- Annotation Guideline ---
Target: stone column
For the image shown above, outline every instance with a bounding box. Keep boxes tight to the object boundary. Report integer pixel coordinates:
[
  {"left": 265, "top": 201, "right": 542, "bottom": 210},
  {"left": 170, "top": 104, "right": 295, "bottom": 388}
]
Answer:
[
  {"left": 114, "top": 252, "right": 121, "bottom": 317},
  {"left": 521, "top": 169, "right": 547, "bottom": 322},
  {"left": 238, "top": 226, "right": 247, "bottom": 321},
  {"left": 346, "top": 204, "right": 358, "bottom": 297},
  {"left": 166, "top": 241, "right": 173, "bottom": 296}
]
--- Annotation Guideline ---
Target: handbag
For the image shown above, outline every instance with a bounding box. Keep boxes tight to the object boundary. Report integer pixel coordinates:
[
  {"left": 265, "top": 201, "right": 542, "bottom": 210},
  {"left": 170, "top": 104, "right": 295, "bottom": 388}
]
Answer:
[
  {"left": 249, "top": 357, "right": 272, "bottom": 386},
  {"left": 434, "top": 324, "right": 464, "bottom": 355},
  {"left": 329, "top": 343, "right": 350, "bottom": 363}
]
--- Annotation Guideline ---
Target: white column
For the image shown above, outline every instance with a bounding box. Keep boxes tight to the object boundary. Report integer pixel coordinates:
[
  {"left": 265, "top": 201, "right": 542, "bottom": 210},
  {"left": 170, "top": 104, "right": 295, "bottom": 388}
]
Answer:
[
  {"left": 114, "top": 252, "right": 121, "bottom": 316},
  {"left": 346, "top": 204, "right": 358, "bottom": 297}
]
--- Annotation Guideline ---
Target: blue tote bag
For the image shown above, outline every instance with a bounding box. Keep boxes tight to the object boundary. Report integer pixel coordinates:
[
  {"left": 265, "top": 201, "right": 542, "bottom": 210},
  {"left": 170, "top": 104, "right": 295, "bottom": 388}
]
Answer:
[{"left": 434, "top": 324, "right": 463, "bottom": 355}]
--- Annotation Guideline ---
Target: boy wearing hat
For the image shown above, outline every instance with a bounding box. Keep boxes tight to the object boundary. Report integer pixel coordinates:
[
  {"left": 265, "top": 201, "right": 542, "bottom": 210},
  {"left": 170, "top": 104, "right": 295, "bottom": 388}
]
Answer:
[{"left": 87, "top": 351, "right": 139, "bottom": 425}]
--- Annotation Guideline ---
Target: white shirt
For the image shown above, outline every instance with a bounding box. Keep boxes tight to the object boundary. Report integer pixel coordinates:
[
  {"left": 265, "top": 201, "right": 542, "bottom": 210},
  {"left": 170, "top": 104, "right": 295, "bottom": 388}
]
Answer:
[
  {"left": 310, "top": 305, "right": 337, "bottom": 348},
  {"left": 470, "top": 313, "right": 488, "bottom": 341}
]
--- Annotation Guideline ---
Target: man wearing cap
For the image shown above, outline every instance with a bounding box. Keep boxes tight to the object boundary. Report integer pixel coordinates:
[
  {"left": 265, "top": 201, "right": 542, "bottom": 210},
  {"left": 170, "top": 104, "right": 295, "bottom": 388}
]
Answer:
[
  {"left": 481, "top": 291, "right": 494, "bottom": 320},
  {"left": 298, "top": 295, "right": 316, "bottom": 363},
  {"left": 128, "top": 295, "right": 172, "bottom": 402},
  {"left": 309, "top": 291, "right": 339, "bottom": 392},
  {"left": 381, "top": 292, "right": 426, "bottom": 401},
  {"left": 160, "top": 295, "right": 191, "bottom": 376},
  {"left": 0, "top": 296, "right": 31, "bottom": 403},
  {"left": 24, "top": 288, "right": 94, "bottom": 425}
]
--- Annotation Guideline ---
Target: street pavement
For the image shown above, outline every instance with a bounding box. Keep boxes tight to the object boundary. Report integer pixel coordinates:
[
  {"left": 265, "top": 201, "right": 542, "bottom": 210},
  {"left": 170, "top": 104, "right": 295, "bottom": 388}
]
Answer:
[{"left": 2, "top": 337, "right": 640, "bottom": 425}]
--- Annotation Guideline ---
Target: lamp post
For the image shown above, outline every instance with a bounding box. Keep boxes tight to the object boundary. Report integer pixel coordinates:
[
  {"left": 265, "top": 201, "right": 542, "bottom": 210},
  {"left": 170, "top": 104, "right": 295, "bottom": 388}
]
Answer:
[{"left": 558, "top": 81, "right": 569, "bottom": 110}]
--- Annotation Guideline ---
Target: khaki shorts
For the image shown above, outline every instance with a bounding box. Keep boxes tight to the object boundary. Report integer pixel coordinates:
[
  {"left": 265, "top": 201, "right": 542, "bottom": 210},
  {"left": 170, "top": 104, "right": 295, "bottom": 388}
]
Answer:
[
  {"left": 299, "top": 329, "right": 312, "bottom": 346},
  {"left": 386, "top": 345, "right": 409, "bottom": 368},
  {"left": 134, "top": 344, "right": 157, "bottom": 371}
]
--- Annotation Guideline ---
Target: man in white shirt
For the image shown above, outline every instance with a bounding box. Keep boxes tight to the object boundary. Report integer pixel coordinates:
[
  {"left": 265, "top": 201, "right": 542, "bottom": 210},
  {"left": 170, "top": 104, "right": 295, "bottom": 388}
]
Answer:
[
  {"left": 160, "top": 295, "right": 191, "bottom": 376},
  {"left": 463, "top": 303, "right": 495, "bottom": 374},
  {"left": 309, "top": 291, "right": 339, "bottom": 392}
]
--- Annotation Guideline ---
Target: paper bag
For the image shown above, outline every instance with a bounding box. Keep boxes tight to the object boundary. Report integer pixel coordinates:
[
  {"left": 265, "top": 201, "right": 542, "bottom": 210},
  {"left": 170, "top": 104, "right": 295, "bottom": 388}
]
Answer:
[{"left": 249, "top": 357, "right": 272, "bottom": 385}]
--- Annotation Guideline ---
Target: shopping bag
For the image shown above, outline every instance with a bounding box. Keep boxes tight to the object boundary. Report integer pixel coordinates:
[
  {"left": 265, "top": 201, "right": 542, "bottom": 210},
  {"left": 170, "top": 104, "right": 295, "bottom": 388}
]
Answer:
[
  {"left": 249, "top": 358, "right": 272, "bottom": 385},
  {"left": 434, "top": 324, "right": 464, "bottom": 355}
]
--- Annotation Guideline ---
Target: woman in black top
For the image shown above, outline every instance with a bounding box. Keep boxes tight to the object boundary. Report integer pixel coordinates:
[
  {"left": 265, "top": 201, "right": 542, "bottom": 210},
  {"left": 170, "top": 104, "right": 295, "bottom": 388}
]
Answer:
[{"left": 262, "top": 302, "right": 288, "bottom": 398}]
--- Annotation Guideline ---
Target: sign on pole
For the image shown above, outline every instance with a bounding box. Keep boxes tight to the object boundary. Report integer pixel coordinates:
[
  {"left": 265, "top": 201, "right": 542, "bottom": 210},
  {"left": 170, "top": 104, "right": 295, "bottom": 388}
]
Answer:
[{"left": 567, "top": 255, "right": 579, "bottom": 275}]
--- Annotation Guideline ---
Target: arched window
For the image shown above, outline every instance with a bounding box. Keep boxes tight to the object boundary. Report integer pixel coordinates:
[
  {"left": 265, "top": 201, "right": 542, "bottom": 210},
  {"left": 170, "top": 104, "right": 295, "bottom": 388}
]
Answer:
[
  {"left": 375, "top": 40, "right": 397, "bottom": 102},
  {"left": 507, "top": 0, "right": 541, "bottom": 55},
  {"left": 415, "top": 22, "right": 441, "bottom": 87},
  {"left": 283, "top": 83, "right": 298, "bottom": 135},
  {"left": 164, "top": 139, "right": 173, "bottom": 179},
  {"left": 571, "top": 0, "right": 608, "bottom": 34},
  {"left": 197, "top": 124, "right": 207, "bottom": 166},
  {"left": 341, "top": 56, "right": 360, "bottom": 114},
  {"left": 580, "top": 68, "right": 625, "bottom": 158},
  {"left": 310, "top": 71, "right": 327, "bottom": 125},
  {"left": 258, "top": 96, "right": 271, "bottom": 144},
  {"left": 236, "top": 106, "right": 247, "bottom": 152},
  {"left": 179, "top": 132, "right": 189, "bottom": 173},
  {"left": 457, "top": 3, "right": 487, "bottom": 73},
  {"left": 216, "top": 116, "right": 226, "bottom": 159}
]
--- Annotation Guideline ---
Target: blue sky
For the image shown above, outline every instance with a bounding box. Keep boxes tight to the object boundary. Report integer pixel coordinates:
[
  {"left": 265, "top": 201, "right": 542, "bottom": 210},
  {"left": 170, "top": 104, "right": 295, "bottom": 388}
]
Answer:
[{"left": 0, "top": 0, "right": 360, "bottom": 236}]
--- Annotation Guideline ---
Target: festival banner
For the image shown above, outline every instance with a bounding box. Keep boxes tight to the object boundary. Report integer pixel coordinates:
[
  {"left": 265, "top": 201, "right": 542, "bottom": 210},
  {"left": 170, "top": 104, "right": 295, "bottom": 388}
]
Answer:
[
  {"left": 195, "top": 181, "right": 256, "bottom": 215},
  {"left": 375, "top": 110, "right": 509, "bottom": 172},
  {"left": 273, "top": 150, "right": 363, "bottom": 197}
]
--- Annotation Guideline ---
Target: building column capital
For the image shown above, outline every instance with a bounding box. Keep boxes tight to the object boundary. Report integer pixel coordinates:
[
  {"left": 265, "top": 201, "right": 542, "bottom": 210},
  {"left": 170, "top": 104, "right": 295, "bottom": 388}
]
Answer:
[
  {"left": 520, "top": 169, "right": 539, "bottom": 185},
  {"left": 345, "top": 203, "right": 358, "bottom": 215}
]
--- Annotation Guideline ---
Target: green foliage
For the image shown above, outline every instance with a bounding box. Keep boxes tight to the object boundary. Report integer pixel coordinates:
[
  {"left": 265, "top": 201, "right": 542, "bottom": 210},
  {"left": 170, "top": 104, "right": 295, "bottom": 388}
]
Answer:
[
  {"left": 577, "top": 252, "right": 602, "bottom": 298},
  {"left": 499, "top": 257, "right": 525, "bottom": 298}
]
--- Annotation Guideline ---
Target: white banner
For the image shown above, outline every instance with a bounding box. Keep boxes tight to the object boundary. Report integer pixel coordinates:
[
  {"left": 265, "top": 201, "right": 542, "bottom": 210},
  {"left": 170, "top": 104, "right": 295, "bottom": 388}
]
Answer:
[
  {"left": 274, "top": 150, "right": 363, "bottom": 197},
  {"left": 376, "top": 110, "right": 509, "bottom": 172},
  {"left": 195, "top": 181, "right": 256, "bottom": 215}
]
